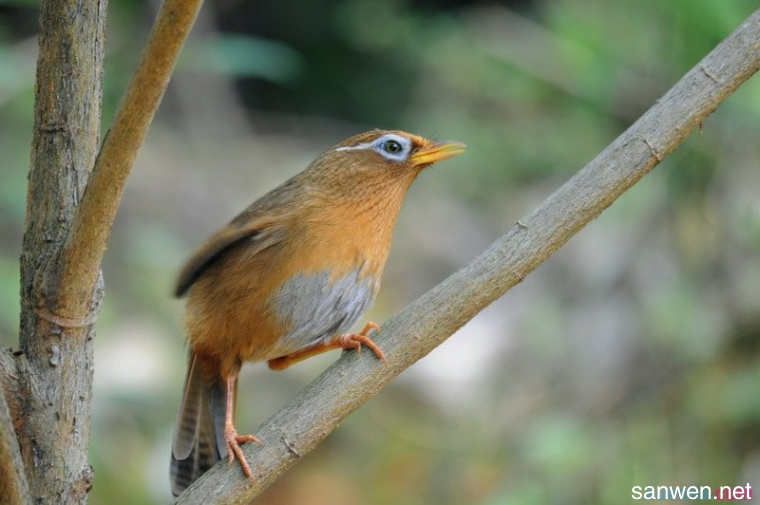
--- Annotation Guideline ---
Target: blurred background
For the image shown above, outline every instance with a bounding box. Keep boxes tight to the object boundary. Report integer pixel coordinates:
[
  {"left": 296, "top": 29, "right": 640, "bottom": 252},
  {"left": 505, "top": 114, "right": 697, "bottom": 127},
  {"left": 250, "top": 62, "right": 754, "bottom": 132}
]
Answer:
[{"left": 1, "top": 1, "right": 759, "bottom": 504}]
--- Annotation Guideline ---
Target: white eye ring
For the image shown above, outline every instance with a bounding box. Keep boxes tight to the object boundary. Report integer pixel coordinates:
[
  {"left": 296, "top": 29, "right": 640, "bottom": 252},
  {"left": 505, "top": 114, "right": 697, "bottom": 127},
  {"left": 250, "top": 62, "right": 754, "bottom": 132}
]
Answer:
[
  {"left": 335, "top": 134, "right": 412, "bottom": 162},
  {"left": 372, "top": 134, "right": 411, "bottom": 162}
]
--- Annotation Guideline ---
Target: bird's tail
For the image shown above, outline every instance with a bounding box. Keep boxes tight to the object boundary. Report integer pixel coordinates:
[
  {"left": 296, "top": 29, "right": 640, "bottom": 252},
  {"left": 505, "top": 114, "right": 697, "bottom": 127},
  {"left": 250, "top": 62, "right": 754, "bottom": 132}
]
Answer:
[{"left": 170, "top": 352, "right": 226, "bottom": 496}]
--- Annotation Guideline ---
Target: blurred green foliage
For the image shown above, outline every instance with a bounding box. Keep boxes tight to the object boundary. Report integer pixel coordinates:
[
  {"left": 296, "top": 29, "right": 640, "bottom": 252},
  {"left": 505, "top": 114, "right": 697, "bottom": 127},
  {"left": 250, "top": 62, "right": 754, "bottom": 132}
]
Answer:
[{"left": 0, "top": 1, "right": 758, "bottom": 504}]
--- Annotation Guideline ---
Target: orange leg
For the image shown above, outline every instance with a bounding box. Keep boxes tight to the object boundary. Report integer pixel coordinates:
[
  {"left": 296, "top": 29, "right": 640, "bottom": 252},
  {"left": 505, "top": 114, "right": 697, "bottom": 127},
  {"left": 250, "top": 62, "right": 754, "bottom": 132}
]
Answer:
[
  {"left": 223, "top": 374, "right": 261, "bottom": 479},
  {"left": 268, "top": 322, "right": 386, "bottom": 371}
]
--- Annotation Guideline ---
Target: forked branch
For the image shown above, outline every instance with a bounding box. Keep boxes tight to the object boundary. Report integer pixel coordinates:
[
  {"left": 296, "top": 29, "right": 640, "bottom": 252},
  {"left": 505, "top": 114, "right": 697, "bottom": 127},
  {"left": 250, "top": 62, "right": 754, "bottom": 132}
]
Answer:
[
  {"left": 51, "top": 0, "right": 204, "bottom": 322},
  {"left": 14, "top": 1, "right": 203, "bottom": 503}
]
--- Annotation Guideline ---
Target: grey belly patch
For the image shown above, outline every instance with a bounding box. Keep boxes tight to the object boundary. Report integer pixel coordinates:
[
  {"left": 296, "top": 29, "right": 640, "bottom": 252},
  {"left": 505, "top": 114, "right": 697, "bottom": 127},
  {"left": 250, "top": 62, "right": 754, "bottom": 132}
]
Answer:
[{"left": 268, "top": 270, "right": 375, "bottom": 358}]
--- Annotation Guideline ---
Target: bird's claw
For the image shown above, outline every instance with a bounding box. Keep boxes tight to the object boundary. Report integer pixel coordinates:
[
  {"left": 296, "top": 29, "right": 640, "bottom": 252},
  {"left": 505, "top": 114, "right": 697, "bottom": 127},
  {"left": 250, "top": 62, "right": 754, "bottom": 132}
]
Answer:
[
  {"left": 337, "top": 322, "right": 385, "bottom": 361},
  {"left": 224, "top": 427, "right": 261, "bottom": 479}
]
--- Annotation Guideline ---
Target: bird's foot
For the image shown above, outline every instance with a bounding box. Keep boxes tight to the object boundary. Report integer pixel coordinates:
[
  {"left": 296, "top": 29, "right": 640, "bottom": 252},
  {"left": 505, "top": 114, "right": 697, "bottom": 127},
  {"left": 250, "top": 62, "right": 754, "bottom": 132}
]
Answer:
[
  {"left": 337, "top": 322, "right": 385, "bottom": 361},
  {"left": 224, "top": 426, "right": 261, "bottom": 479},
  {"left": 267, "top": 322, "right": 385, "bottom": 370}
]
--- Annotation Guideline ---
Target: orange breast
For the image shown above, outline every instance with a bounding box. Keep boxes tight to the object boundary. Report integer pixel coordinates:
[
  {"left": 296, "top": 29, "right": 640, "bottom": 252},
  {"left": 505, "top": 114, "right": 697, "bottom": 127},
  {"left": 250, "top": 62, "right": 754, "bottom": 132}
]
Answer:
[{"left": 184, "top": 197, "right": 401, "bottom": 377}]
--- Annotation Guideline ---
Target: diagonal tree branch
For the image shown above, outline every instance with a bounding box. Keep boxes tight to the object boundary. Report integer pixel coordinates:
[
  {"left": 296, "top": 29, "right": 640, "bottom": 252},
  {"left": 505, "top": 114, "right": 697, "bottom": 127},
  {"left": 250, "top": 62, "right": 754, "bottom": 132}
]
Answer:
[
  {"left": 177, "top": 9, "right": 760, "bottom": 504},
  {"left": 0, "top": 393, "right": 28, "bottom": 505},
  {"left": 50, "top": 0, "right": 203, "bottom": 322},
  {"left": 0, "top": 351, "right": 28, "bottom": 505}
]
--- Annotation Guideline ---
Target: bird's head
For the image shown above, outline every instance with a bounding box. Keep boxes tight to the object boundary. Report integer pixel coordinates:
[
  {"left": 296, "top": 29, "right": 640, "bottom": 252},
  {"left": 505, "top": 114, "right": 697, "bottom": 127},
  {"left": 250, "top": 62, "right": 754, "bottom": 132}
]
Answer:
[
  {"left": 304, "top": 130, "right": 466, "bottom": 198},
  {"left": 332, "top": 129, "right": 466, "bottom": 170}
]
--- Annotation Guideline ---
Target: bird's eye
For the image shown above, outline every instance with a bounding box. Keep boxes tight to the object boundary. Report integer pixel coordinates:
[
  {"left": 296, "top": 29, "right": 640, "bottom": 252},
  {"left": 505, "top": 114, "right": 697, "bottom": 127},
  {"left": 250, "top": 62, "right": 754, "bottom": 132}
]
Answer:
[{"left": 383, "top": 140, "right": 403, "bottom": 154}]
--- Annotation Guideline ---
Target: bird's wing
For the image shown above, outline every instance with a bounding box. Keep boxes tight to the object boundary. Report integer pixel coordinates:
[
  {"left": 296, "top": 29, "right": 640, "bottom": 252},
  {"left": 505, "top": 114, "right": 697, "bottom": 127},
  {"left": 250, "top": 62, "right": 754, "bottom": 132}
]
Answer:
[{"left": 174, "top": 216, "right": 286, "bottom": 297}]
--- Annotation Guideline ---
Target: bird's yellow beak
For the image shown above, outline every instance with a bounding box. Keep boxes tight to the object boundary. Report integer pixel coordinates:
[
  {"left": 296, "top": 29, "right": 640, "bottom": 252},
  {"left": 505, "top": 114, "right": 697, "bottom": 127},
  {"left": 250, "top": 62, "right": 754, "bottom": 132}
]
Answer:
[{"left": 410, "top": 141, "right": 466, "bottom": 167}]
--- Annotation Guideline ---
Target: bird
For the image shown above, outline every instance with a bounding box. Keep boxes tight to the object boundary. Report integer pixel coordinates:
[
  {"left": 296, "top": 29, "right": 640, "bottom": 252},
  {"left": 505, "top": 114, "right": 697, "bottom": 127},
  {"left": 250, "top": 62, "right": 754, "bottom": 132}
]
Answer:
[{"left": 169, "top": 129, "right": 465, "bottom": 496}]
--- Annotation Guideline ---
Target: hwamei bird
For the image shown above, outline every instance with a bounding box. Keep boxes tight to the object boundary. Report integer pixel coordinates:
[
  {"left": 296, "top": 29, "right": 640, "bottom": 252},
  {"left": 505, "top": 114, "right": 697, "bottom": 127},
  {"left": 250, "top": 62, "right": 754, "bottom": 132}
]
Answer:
[{"left": 170, "top": 129, "right": 465, "bottom": 495}]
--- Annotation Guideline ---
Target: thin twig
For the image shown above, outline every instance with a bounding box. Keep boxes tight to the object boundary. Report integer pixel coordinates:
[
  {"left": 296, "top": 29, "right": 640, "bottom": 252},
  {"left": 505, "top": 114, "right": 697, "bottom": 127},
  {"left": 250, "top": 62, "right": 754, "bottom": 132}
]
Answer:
[
  {"left": 176, "top": 9, "right": 760, "bottom": 505},
  {"left": 52, "top": 0, "right": 204, "bottom": 321}
]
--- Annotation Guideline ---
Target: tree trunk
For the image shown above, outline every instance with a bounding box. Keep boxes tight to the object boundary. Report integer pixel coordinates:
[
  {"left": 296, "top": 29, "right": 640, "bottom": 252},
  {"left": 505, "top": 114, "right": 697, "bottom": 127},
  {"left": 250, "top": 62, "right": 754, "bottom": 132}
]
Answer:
[{"left": 16, "top": 1, "right": 106, "bottom": 503}]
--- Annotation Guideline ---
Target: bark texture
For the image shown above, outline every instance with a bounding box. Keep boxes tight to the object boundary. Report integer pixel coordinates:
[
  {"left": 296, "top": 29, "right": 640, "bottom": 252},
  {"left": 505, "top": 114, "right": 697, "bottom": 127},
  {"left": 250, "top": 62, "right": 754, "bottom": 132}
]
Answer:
[
  {"left": 176, "top": 9, "right": 760, "bottom": 505},
  {"left": 15, "top": 1, "right": 106, "bottom": 504},
  {"left": 0, "top": 352, "right": 28, "bottom": 505},
  {"left": 3, "top": 0, "right": 203, "bottom": 504}
]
